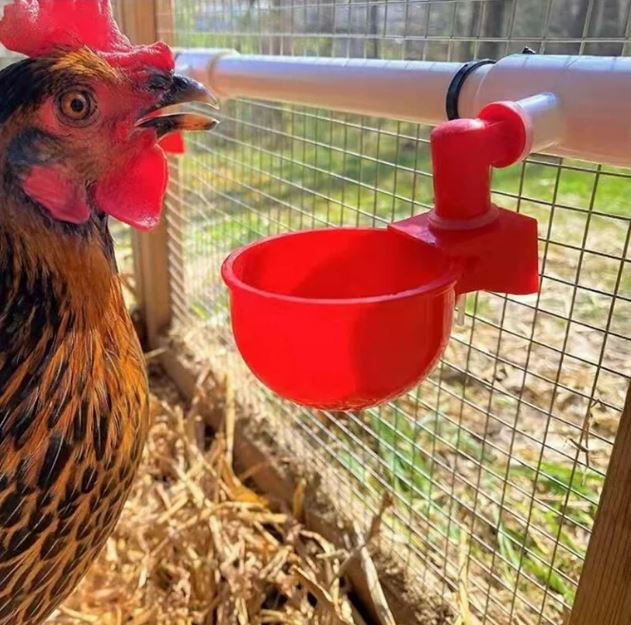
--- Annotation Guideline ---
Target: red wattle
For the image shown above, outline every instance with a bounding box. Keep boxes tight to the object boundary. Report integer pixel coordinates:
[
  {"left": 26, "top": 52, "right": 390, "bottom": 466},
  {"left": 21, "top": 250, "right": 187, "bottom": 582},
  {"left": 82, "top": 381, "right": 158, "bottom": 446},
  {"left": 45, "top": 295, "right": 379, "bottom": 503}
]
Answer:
[
  {"left": 159, "top": 132, "right": 185, "bottom": 155},
  {"left": 95, "top": 145, "right": 168, "bottom": 231}
]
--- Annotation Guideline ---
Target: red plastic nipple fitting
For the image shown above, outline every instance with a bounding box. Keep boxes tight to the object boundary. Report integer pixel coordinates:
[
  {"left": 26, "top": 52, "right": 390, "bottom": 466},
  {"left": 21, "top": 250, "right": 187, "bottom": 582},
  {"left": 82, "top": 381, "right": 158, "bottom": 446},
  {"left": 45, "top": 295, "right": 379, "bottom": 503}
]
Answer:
[{"left": 390, "top": 101, "right": 540, "bottom": 296}]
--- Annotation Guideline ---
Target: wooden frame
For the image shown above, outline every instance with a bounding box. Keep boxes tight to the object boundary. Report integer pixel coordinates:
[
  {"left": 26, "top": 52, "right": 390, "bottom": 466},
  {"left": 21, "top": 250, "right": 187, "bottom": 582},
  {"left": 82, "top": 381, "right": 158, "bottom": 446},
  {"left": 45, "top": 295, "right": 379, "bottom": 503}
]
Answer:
[
  {"left": 118, "top": 0, "right": 179, "bottom": 349},
  {"left": 568, "top": 382, "right": 631, "bottom": 625}
]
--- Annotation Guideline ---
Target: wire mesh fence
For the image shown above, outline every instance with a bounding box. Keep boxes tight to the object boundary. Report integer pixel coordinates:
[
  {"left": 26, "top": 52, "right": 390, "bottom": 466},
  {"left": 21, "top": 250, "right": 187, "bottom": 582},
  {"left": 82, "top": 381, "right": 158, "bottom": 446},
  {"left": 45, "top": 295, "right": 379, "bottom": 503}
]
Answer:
[{"left": 155, "top": 1, "right": 631, "bottom": 623}]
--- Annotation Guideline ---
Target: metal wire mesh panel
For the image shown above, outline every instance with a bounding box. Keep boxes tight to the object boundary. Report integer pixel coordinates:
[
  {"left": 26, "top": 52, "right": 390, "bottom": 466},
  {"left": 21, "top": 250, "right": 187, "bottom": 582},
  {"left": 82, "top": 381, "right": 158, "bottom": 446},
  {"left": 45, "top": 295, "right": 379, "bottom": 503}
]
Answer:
[{"left": 158, "top": 1, "right": 631, "bottom": 623}]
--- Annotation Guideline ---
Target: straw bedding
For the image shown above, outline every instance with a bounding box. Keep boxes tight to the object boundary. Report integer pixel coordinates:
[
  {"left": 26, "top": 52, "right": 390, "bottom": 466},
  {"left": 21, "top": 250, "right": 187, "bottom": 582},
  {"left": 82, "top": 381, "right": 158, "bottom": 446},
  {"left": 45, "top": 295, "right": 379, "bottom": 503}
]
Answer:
[{"left": 45, "top": 367, "right": 365, "bottom": 625}]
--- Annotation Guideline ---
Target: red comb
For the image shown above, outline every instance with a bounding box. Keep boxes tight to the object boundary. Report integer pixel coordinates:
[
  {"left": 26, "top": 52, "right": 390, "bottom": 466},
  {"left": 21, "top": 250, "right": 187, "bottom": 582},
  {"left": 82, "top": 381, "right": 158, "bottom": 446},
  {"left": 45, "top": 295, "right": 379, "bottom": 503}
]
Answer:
[{"left": 0, "top": 0, "right": 173, "bottom": 70}]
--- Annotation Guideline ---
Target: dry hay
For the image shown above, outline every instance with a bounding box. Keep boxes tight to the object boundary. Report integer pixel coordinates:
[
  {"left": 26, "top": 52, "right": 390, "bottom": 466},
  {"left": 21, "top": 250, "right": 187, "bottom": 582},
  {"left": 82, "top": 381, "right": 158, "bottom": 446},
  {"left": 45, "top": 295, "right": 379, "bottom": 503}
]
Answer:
[{"left": 45, "top": 370, "right": 372, "bottom": 625}]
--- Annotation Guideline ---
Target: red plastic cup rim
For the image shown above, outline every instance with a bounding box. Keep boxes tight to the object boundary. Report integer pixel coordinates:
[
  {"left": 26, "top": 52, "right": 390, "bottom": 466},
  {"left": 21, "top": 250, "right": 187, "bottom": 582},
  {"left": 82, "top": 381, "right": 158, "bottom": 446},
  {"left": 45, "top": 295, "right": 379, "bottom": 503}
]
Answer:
[{"left": 221, "top": 227, "right": 460, "bottom": 305}]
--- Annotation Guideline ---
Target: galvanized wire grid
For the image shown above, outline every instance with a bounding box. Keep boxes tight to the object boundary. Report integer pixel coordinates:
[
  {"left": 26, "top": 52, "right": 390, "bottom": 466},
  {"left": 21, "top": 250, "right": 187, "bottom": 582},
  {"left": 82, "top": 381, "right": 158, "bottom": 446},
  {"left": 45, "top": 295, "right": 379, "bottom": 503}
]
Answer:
[{"left": 159, "top": 1, "right": 631, "bottom": 623}]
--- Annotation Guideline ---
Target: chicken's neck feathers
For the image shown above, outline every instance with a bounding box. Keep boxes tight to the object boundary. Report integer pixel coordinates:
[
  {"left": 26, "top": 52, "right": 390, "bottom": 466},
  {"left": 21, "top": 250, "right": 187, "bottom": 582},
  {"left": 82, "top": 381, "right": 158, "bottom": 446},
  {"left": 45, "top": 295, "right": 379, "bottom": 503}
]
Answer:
[
  {"left": 0, "top": 196, "right": 149, "bottom": 624},
  {"left": 0, "top": 195, "right": 148, "bottom": 480}
]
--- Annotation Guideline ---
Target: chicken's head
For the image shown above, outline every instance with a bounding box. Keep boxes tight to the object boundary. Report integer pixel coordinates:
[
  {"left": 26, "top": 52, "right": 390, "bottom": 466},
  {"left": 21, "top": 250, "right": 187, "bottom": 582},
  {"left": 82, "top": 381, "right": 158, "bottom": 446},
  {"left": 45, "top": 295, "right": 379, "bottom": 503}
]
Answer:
[{"left": 0, "top": 0, "right": 217, "bottom": 232}]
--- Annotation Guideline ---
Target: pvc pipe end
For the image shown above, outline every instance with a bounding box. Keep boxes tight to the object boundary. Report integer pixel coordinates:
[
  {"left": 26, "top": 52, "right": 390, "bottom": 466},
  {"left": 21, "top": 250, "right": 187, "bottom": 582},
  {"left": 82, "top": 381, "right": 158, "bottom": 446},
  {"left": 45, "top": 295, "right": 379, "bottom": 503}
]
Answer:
[{"left": 478, "top": 101, "right": 531, "bottom": 165}]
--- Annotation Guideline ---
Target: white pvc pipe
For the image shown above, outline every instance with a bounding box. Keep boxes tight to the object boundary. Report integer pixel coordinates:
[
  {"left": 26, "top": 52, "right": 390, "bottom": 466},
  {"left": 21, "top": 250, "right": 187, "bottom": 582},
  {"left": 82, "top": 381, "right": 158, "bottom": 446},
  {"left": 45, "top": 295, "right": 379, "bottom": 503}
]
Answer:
[
  {"left": 508, "top": 93, "right": 564, "bottom": 157},
  {"left": 176, "top": 49, "right": 463, "bottom": 126},
  {"left": 176, "top": 49, "right": 631, "bottom": 167},
  {"left": 458, "top": 55, "right": 631, "bottom": 166}
]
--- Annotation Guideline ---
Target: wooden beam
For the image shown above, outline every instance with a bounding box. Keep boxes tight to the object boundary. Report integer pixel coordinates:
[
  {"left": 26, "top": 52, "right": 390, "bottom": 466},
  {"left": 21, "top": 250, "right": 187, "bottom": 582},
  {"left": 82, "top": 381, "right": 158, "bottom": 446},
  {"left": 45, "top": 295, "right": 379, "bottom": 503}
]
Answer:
[
  {"left": 119, "top": 0, "right": 175, "bottom": 349},
  {"left": 155, "top": 0, "right": 187, "bottom": 326},
  {"left": 119, "top": 0, "right": 159, "bottom": 47},
  {"left": 155, "top": 0, "right": 176, "bottom": 42},
  {"left": 569, "top": 382, "right": 631, "bottom": 625}
]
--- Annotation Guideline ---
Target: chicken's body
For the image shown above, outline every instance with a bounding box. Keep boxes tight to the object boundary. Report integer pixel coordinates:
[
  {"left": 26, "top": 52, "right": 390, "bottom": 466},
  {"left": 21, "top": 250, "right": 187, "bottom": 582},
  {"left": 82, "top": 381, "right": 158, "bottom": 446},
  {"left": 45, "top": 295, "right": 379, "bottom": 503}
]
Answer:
[
  {"left": 0, "top": 3, "right": 216, "bottom": 622},
  {"left": 0, "top": 210, "right": 149, "bottom": 625}
]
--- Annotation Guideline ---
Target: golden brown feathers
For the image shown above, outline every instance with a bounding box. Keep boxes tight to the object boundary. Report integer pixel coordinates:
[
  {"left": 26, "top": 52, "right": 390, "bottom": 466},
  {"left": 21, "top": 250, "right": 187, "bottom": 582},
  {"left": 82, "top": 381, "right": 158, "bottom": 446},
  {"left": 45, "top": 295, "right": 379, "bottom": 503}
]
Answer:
[{"left": 0, "top": 217, "right": 149, "bottom": 625}]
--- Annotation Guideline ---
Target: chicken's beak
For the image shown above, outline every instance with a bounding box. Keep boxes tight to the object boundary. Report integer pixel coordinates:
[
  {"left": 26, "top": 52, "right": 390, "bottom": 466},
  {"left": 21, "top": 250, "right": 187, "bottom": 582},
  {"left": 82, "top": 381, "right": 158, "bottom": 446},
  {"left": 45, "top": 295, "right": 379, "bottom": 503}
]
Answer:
[{"left": 137, "top": 75, "right": 219, "bottom": 137}]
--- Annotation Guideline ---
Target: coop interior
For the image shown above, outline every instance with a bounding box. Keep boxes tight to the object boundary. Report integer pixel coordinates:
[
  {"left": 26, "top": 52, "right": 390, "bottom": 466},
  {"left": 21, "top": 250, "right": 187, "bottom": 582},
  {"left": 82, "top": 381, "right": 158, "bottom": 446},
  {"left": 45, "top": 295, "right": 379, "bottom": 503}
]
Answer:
[{"left": 11, "top": 0, "right": 629, "bottom": 623}]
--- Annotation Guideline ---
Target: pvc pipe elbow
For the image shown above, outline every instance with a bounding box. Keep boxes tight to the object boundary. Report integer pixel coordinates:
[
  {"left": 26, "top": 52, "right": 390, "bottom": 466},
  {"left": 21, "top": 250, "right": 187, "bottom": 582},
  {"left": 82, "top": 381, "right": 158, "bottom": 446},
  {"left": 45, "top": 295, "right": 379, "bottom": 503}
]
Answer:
[{"left": 429, "top": 94, "right": 563, "bottom": 229}]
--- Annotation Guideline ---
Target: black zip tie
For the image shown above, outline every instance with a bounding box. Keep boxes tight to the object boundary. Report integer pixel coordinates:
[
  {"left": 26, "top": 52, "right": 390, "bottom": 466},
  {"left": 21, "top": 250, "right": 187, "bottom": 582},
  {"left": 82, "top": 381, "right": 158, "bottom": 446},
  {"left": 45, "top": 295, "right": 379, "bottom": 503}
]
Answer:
[{"left": 445, "top": 58, "right": 496, "bottom": 121}]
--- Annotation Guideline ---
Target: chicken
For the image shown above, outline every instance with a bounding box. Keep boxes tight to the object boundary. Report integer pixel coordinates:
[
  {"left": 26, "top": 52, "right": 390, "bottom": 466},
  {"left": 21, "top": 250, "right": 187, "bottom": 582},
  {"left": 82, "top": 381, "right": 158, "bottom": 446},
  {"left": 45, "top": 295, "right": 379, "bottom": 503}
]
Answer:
[{"left": 0, "top": 2, "right": 217, "bottom": 623}]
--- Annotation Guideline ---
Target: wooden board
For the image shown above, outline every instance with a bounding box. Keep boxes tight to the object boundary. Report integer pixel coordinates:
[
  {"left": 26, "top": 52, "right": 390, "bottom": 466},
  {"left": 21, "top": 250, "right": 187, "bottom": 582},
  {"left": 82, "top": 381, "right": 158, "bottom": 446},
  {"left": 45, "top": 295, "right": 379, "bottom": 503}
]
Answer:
[
  {"left": 569, "top": 382, "right": 631, "bottom": 625},
  {"left": 119, "top": 0, "right": 177, "bottom": 349}
]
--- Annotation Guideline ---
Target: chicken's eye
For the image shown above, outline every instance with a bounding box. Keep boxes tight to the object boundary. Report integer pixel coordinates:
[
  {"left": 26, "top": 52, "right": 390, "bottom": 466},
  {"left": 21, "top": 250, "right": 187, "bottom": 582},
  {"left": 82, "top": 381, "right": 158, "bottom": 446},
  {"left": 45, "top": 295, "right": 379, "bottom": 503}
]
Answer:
[{"left": 58, "top": 90, "right": 96, "bottom": 124}]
